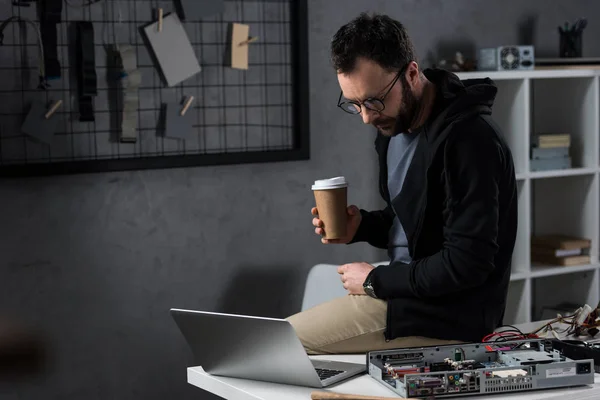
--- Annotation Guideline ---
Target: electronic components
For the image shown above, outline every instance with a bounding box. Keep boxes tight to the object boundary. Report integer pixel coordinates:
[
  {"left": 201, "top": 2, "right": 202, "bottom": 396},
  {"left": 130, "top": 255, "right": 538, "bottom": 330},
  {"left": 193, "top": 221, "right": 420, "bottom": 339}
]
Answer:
[
  {"left": 576, "top": 304, "right": 594, "bottom": 326},
  {"left": 548, "top": 339, "right": 600, "bottom": 373},
  {"left": 454, "top": 347, "right": 463, "bottom": 361},
  {"left": 384, "top": 364, "right": 430, "bottom": 379},
  {"left": 367, "top": 340, "right": 594, "bottom": 399}
]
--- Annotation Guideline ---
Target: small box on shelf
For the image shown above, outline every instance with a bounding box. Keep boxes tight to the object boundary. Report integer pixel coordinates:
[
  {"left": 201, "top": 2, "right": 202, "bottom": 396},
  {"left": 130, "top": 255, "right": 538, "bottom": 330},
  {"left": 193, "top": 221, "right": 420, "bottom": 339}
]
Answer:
[
  {"left": 530, "top": 133, "right": 571, "bottom": 171},
  {"left": 531, "top": 234, "right": 591, "bottom": 266}
]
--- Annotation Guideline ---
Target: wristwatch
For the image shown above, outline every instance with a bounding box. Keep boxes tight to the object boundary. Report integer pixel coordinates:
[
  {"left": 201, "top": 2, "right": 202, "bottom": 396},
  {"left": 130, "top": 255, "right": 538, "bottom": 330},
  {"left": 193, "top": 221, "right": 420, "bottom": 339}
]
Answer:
[{"left": 363, "top": 269, "right": 378, "bottom": 299}]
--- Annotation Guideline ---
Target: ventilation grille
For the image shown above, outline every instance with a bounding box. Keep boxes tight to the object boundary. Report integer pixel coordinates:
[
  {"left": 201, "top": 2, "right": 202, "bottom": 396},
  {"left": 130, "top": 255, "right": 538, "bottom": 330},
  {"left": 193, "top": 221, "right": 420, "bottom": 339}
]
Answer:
[{"left": 485, "top": 381, "right": 533, "bottom": 393}]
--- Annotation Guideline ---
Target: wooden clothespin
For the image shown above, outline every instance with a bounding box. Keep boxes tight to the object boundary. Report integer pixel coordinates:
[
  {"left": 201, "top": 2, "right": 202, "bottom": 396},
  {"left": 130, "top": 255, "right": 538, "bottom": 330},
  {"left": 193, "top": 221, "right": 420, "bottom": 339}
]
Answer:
[
  {"left": 238, "top": 36, "right": 258, "bottom": 47},
  {"left": 44, "top": 99, "right": 62, "bottom": 119},
  {"left": 158, "top": 8, "right": 163, "bottom": 32},
  {"left": 230, "top": 23, "right": 250, "bottom": 70},
  {"left": 180, "top": 96, "right": 194, "bottom": 116}
]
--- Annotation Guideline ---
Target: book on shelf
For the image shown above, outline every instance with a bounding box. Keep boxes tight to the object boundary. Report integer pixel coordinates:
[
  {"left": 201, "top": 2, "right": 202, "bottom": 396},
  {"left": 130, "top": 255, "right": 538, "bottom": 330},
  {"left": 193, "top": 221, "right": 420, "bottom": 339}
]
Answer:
[
  {"left": 531, "top": 247, "right": 583, "bottom": 257},
  {"left": 530, "top": 157, "right": 571, "bottom": 171},
  {"left": 531, "top": 133, "right": 571, "bottom": 149},
  {"left": 531, "top": 234, "right": 591, "bottom": 267},
  {"left": 531, "top": 147, "right": 569, "bottom": 159},
  {"left": 530, "top": 134, "right": 571, "bottom": 171},
  {"left": 531, "top": 234, "right": 591, "bottom": 250},
  {"left": 531, "top": 254, "right": 590, "bottom": 266}
]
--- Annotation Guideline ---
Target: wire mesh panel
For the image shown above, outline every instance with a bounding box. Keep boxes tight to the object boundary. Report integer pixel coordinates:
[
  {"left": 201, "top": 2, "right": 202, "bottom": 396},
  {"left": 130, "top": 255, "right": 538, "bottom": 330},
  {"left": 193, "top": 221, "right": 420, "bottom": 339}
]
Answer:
[{"left": 0, "top": 0, "right": 309, "bottom": 176}]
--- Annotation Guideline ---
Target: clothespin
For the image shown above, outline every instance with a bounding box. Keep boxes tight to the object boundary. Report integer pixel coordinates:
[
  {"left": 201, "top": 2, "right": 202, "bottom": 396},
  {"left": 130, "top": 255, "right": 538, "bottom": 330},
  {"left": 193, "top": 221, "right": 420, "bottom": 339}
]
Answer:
[
  {"left": 180, "top": 96, "right": 194, "bottom": 116},
  {"left": 230, "top": 23, "right": 250, "bottom": 70},
  {"left": 44, "top": 99, "right": 62, "bottom": 119},
  {"left": 238, "top": 36, "right": 258, "bottom": 47},
  {"left": 158, "top": 8, "right": 163, "bottom": 32}
]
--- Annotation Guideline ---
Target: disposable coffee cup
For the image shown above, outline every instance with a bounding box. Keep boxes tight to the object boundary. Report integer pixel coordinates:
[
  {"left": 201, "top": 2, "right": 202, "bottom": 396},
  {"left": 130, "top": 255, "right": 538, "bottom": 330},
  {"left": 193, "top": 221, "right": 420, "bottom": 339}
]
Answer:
[{"left": 312, "top": 176, "right": 348, "bottom": 240}]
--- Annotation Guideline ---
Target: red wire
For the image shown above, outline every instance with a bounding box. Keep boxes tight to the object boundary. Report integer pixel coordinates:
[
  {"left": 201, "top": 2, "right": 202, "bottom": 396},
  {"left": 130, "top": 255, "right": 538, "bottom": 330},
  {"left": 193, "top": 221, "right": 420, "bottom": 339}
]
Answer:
[
  {"left": 482, "top": 331, "right": 540, "bottom": 342},
  {"left": 482, "top": 331, "right": 523, "bottom": 342}
]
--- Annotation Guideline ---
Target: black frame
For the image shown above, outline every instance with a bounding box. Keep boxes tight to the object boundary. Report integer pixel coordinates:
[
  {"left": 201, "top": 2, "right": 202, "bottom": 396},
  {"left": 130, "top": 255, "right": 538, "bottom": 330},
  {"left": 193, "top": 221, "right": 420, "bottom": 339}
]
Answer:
[{"left": 0, "top": 0, "right": 310, "bottom": 177}]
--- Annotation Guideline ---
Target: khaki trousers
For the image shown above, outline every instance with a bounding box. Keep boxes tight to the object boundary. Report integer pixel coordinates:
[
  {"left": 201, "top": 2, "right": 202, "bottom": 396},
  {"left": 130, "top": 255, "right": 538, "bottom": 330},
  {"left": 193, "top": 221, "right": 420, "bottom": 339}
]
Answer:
[{"left": 287, "top": 294, "right": 463, "bottom": 355}]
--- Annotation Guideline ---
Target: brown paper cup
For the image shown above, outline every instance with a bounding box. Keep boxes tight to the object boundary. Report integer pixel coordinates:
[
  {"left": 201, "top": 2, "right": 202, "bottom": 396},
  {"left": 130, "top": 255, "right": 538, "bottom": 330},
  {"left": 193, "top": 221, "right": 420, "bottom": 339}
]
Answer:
[{"left": 313, "top": 187, "right": 347, "bottom": 239}]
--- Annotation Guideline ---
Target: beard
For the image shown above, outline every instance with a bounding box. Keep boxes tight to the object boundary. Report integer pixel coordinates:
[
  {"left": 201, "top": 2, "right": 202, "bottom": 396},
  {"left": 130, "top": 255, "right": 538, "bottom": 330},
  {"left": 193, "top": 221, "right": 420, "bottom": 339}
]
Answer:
[{"left": 378, "top": 77, "right": 420, "bottom": 137}]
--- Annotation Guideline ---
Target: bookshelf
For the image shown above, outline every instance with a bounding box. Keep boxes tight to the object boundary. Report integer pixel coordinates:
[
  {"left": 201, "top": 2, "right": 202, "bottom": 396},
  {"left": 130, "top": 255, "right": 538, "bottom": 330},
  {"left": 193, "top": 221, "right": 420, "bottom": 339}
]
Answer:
[{"left": 453, "top": 68, "right": 600, "bottom": 325}]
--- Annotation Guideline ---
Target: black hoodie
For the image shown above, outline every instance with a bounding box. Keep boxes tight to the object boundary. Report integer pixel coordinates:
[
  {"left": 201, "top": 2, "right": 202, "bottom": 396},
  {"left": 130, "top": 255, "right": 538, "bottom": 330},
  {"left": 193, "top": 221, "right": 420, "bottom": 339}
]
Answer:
[{"left": 351, "top": 68, "right": 518, "bottom": 342}]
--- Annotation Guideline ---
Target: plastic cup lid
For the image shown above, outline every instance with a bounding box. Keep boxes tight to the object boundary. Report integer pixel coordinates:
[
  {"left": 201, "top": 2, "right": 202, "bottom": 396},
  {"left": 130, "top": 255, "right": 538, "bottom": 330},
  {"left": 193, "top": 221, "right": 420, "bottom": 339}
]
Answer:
[{"left": 311, "top": 176, "right": 348, "bottom": 190}]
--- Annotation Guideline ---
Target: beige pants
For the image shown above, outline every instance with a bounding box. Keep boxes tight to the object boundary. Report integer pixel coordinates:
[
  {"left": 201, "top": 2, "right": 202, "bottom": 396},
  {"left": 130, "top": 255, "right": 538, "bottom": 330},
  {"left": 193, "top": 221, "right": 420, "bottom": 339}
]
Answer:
[{"left": 287, "top": 295, "right": 463, "bottom": 355}]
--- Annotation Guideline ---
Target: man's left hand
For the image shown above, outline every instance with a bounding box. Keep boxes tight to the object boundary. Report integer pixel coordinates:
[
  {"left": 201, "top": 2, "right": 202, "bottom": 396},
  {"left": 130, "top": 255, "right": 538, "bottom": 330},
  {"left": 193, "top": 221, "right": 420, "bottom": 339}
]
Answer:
[{"left": 337, "top": 262, "right": 375, "bottom": 295}]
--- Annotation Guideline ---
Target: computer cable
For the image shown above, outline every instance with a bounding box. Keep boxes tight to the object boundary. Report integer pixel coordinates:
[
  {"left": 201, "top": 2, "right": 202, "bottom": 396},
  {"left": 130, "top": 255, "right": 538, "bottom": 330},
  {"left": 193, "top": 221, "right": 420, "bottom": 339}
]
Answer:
[{"left": 0, "top": 16, "right": 47, "bottom": 89}]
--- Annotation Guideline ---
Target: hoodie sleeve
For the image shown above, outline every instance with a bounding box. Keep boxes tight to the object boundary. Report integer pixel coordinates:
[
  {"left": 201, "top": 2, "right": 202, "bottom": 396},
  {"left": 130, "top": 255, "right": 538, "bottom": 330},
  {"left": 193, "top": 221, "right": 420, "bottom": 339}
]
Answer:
[
  {"left": 349, "top": 207, "right": 394, "bottom": 249},
  {"left": 370, "top": 122, "right": 503, "bottom": 299}
]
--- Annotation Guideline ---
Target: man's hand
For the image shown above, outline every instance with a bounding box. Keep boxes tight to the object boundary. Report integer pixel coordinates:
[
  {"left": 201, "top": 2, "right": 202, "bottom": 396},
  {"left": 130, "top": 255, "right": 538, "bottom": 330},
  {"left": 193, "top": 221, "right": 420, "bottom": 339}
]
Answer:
[
  {"left": 337, "top": 262, "right": 374, "bottom": 295},
  {"left": 312, "top": 205, "right": 362, "bottom": 244}
]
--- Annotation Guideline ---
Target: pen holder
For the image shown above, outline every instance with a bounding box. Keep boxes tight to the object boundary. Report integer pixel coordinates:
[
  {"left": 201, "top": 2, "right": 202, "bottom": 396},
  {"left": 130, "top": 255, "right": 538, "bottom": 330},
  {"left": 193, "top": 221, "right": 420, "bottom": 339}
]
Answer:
[{"left": 559, "top": 30, "right": 583, "bottom": 58}]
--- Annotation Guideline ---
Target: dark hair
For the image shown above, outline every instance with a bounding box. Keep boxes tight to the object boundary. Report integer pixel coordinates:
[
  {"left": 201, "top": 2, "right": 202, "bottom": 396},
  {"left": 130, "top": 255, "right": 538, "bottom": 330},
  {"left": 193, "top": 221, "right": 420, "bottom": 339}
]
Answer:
[{"left": 331, "top": 13, "right": 416, "bottom": 74}]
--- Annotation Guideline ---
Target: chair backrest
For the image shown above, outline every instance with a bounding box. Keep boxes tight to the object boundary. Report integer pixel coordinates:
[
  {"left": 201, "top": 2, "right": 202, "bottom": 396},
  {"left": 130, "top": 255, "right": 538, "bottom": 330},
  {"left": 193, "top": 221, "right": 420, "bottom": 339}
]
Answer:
[
  {"left": 300, "top": 261, "right": 389, "bottom": 311},
  {"left": 300, "top": 264, "right": 346, "bottom": 311}
]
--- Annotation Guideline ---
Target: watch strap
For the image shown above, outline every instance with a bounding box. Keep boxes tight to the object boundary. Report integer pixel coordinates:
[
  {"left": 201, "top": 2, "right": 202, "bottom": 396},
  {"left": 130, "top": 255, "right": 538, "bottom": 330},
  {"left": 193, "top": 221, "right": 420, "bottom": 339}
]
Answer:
[{"left": 363, "top": 268, "right": 378, "bottom": 299}]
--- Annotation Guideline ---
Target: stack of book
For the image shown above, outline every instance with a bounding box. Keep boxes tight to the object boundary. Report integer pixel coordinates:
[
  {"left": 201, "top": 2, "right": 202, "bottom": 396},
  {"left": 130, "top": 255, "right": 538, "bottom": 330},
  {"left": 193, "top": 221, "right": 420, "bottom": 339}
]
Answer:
[
  {"left": 531, "top": 234, "right": 591, "bottom": 266},
  {"left": 530, "top": 133, "right": 571, "bottom": 171}
]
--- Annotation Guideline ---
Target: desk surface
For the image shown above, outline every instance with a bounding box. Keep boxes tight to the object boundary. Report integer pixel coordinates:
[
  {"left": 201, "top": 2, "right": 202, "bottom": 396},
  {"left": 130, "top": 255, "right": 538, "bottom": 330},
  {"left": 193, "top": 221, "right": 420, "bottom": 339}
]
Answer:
[{"left": 187, "top": 321, "right": 600, "bottom": 400}]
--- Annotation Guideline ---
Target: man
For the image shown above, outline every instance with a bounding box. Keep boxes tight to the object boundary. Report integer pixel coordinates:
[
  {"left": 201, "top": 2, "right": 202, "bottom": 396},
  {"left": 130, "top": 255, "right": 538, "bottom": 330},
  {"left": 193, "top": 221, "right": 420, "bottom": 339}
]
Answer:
[{"left": 287, "top": 13, "right": 518, "bottom": 355}]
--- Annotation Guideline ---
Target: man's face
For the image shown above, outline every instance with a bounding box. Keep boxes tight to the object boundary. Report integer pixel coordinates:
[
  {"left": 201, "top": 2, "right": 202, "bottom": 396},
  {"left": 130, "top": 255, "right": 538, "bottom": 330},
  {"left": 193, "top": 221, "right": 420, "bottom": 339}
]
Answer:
[{"left": 337, "top": 58, "right": 418, "bottom": 136}]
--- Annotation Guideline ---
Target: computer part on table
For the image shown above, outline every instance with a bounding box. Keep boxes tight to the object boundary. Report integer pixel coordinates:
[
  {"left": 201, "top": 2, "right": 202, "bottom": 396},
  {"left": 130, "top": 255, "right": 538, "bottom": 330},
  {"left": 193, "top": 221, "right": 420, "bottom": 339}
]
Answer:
[{"left": 367, "top": 339, "right": 594, "bottom": 398}]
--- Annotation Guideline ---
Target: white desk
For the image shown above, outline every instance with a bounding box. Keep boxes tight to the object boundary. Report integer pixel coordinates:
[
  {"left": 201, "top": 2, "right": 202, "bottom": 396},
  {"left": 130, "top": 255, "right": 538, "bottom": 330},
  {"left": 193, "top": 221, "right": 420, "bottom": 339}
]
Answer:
[
  {"left": 188, "top": 354, "right": 600, "bottom": 400},
  {"left": 187, "top": 321, "right": 600, "bottom": 400}
]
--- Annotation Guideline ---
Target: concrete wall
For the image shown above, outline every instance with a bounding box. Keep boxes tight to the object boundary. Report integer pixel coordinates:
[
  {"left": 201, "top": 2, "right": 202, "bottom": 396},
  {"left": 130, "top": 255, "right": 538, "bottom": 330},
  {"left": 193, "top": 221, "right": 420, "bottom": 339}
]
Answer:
[{"left": 2, "top": 0, "right": 599, "bottom": 398}]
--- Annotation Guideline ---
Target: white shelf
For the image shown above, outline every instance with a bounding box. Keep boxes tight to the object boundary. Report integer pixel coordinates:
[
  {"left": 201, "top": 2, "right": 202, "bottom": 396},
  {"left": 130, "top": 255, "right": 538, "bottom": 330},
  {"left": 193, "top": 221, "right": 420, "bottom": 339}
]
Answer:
[
  {"left": 517, "top": 167, "right": 599, "bottom": 180},
  {"left": 511, "top": 180, "right": 530, "bottom": 275},
  {"left": 455, "top": 68, "right": 600, "bottom": 325},
  {"left": 456, "top": 68, "right": 600, "bottom": 81},
  {"left": 532, "top": 77, "right": 598, "bottom": 169},
  {"left": 530, "top": 263, "right": 599, "bottom": 278},
  {"left": 509, "top": 271, "right": 529, "bottom": 281},
  {"left": 526, "top": 167, "right": 598, "bottom": 179}
]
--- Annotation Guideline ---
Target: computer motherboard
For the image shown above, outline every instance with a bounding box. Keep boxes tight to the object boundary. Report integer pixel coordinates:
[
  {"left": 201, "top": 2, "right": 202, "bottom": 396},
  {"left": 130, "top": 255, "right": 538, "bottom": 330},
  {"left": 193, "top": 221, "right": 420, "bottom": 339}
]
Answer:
[{"left": 367, "top": 339, "right": 594, "bottom": 398}]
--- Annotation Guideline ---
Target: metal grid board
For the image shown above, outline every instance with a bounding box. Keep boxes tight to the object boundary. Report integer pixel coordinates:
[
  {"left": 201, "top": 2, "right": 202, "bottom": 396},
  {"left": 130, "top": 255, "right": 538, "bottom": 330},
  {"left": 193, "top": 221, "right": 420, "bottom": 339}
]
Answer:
[{"left": 0, "top": 0, "right": 309, "bottom": 176}]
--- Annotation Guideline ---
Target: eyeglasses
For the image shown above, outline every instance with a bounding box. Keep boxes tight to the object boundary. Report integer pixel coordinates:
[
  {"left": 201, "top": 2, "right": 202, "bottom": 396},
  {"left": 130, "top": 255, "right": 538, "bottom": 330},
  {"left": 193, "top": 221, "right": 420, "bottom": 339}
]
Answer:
[{"left": 337, "top": 69, "right": 402, "bottom": 115}]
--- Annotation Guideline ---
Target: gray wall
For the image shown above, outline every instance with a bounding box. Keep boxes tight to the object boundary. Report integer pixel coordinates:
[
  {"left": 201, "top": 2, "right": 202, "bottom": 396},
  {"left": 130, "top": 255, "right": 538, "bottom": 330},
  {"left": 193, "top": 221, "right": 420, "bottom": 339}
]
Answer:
[{"left": 2, "top": 0, "right": 600, "bottom": 399}]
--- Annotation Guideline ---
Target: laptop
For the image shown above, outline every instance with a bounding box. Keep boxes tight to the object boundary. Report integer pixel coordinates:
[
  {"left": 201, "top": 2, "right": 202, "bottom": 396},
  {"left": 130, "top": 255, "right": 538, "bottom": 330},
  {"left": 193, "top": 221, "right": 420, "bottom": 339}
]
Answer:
[{"left": 170, "top": 308, "right": 365, "bottom": 387}]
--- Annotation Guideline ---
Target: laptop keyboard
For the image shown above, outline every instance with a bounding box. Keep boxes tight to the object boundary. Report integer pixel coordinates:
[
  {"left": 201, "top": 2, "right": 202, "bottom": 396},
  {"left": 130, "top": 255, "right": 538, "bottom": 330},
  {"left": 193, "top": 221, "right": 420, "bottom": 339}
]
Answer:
[{"left": 315, "top": 367, "right": 344, "bottom": 381}]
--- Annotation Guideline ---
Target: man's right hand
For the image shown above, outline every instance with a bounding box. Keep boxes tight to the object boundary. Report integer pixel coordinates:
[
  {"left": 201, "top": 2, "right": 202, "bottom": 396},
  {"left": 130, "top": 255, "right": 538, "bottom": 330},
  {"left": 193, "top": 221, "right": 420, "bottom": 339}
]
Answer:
[{"left": 311, "top": 205, "right": 362, "bottom": 244}]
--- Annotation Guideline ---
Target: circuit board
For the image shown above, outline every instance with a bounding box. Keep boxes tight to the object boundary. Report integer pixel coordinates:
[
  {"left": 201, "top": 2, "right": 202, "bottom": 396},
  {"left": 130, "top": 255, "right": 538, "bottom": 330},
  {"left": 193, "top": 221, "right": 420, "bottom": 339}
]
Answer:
[{"left": 367, "top": 339, "right": 594, "bottom": 398}]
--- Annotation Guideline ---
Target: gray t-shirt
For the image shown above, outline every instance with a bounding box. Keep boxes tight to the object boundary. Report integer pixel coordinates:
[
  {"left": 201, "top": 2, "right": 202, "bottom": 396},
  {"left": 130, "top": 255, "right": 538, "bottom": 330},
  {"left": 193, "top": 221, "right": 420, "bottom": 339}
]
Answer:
[{"left": 387, "top": 132, "right": 419, "bottom": 264}]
